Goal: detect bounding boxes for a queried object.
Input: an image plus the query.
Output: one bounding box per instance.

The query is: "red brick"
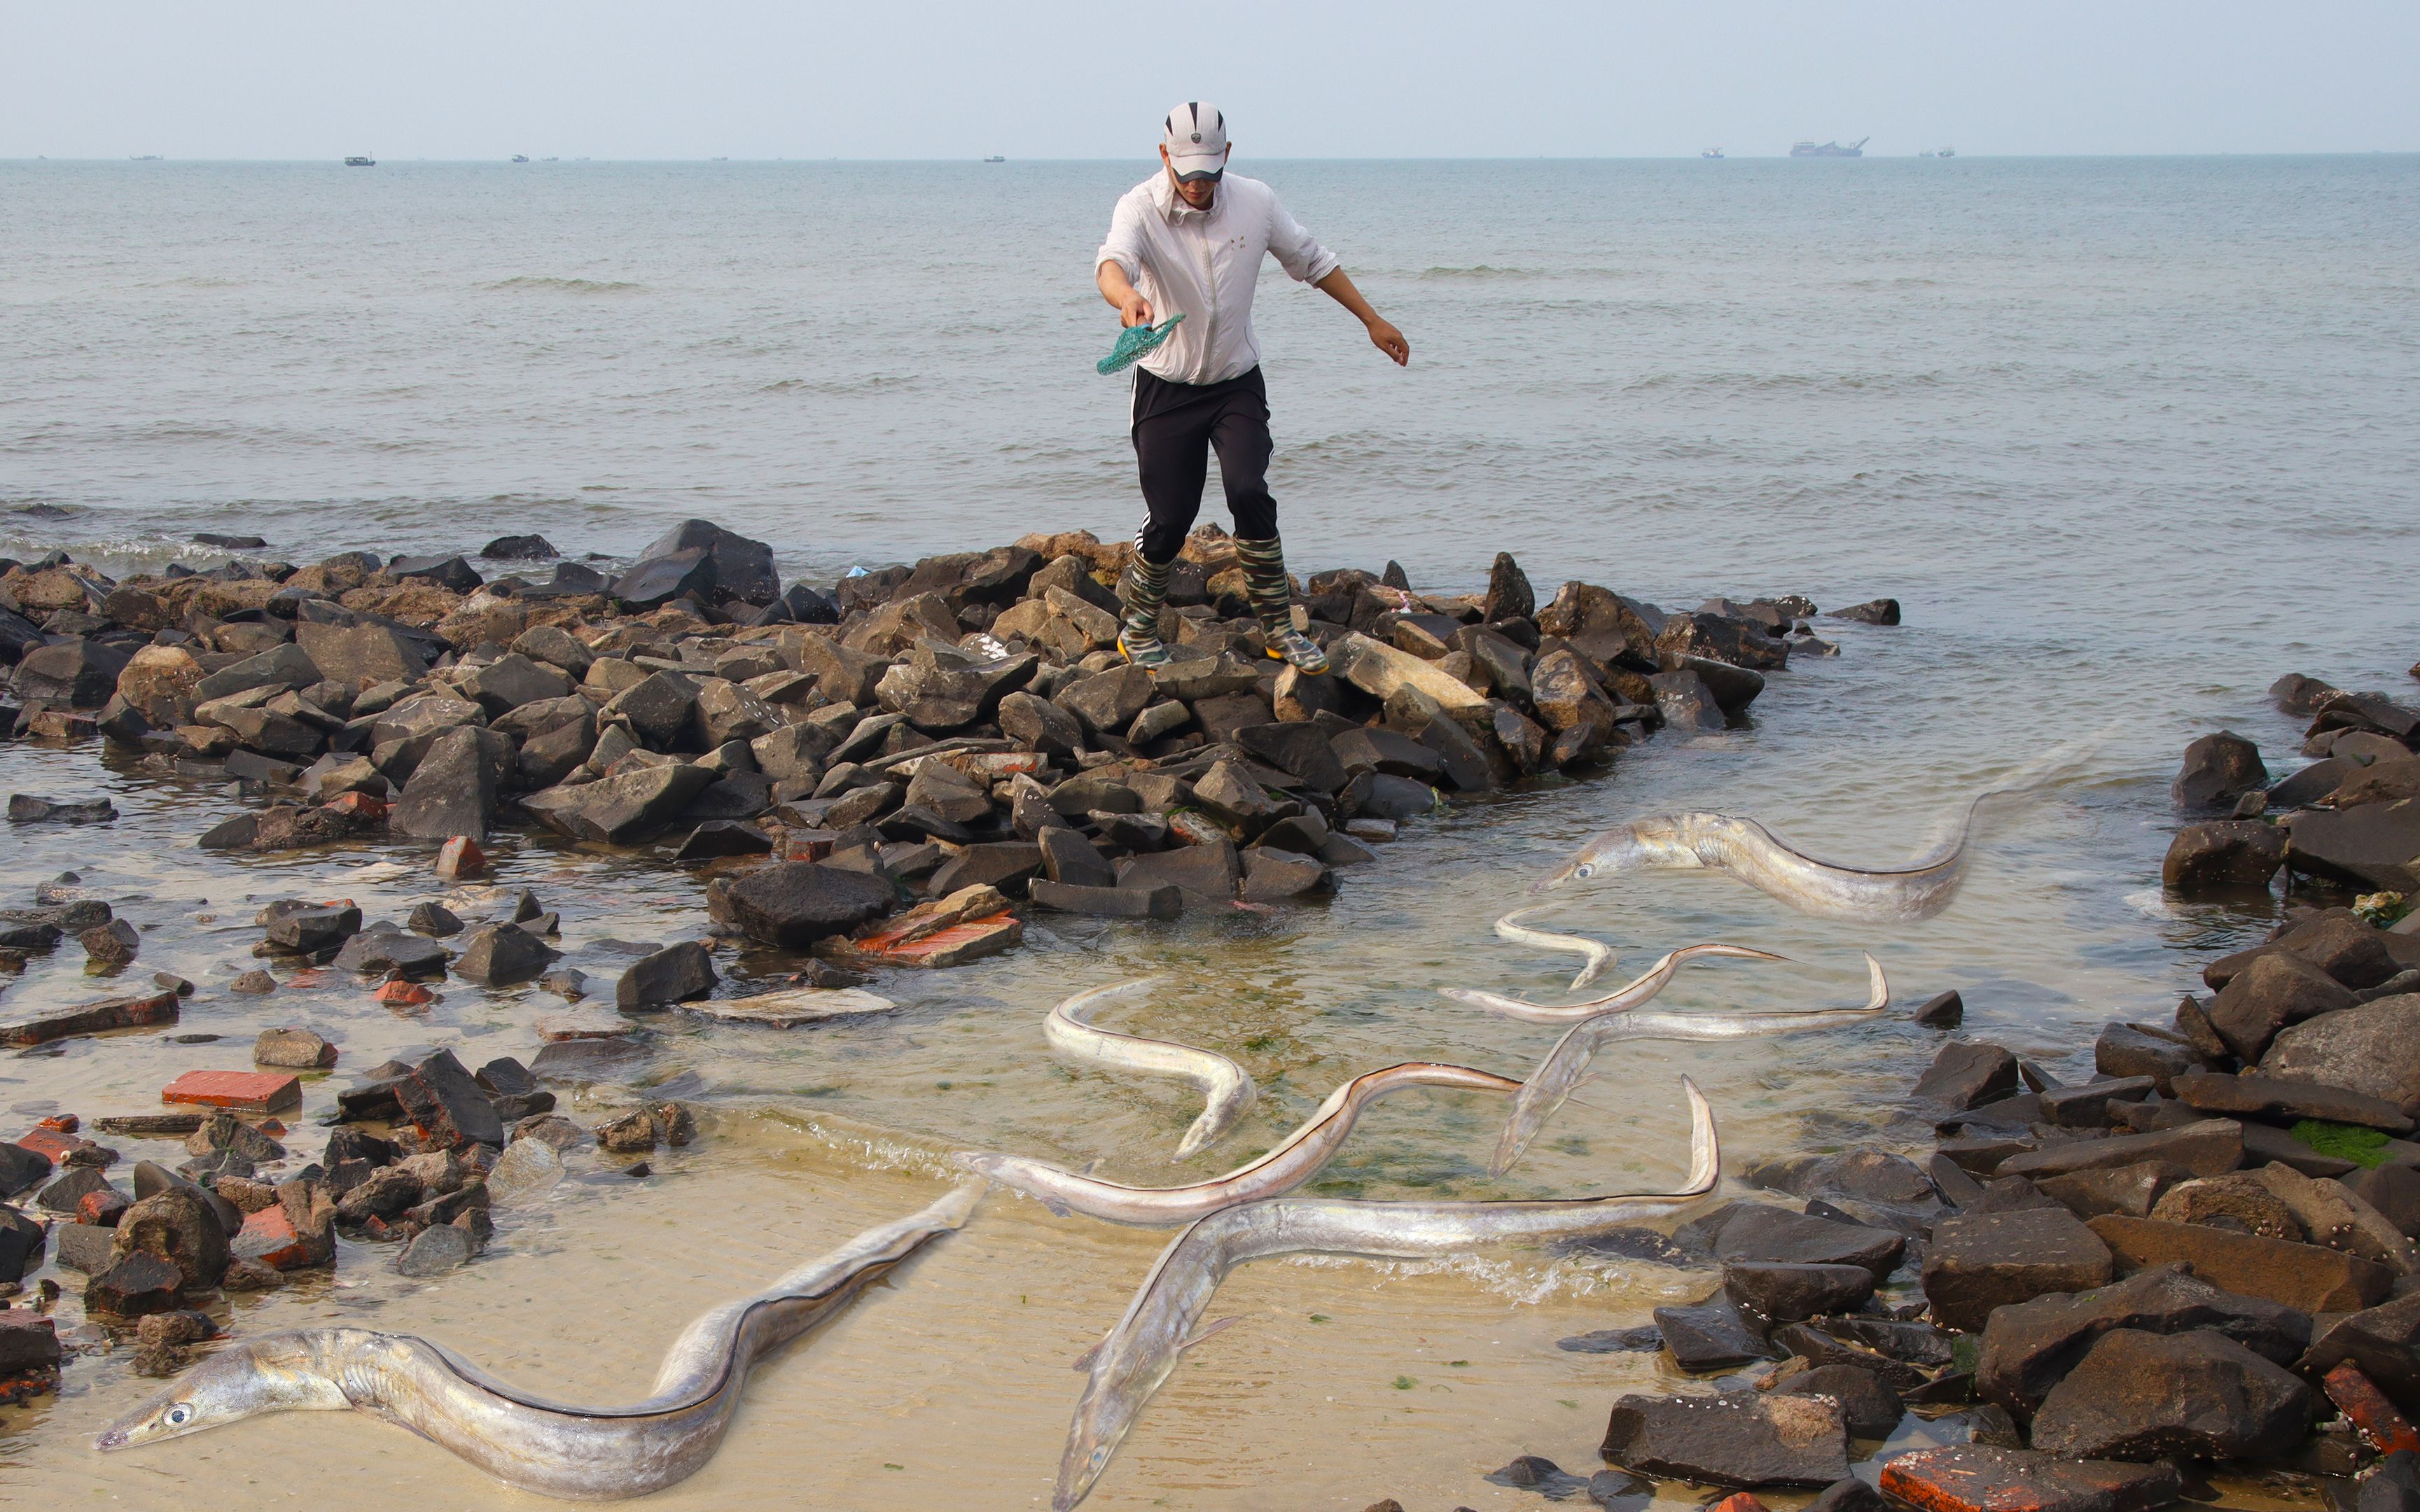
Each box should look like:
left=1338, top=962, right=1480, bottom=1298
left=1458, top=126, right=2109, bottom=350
left=2324, top=1361, right=2420, bottom=1454
left=35, top=1114, right=78, bottom=1134
left=235, top=1205, right=312, bottom=1270
left=78, top=1189, right=132, bottom=1226
left=374, top=980, right=435, bottom=1007
left=16, top=1128, right=99, bottom=1164
left=321, top=790, right=386, bottom=820
left=160, top=1070, right=302, bottom=1114
left=436, top=835, right=486, bottom=879
left=1708, top=1495, right=1772, bottom=1512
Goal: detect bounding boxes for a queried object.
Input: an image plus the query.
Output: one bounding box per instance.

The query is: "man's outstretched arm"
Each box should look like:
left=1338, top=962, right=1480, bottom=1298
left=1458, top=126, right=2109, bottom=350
left=1314, top=269, right=1409, bottom=366
left=1097, top=260, right=1154, bottom=328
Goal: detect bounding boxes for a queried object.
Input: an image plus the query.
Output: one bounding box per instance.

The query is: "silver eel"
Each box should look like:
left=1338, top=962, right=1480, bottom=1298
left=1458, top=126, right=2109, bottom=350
left=1490, top=951, right=1891, bottom=1175
left=1052, top=1077, right=1723, bottom=1511
left=1439, top=941, right=1786, bottom=1023
left=95, top=1184, right=983, bottom=1499
left=1046, top=977, right=1258, bottom=1160
left=954, top=1061, right=1523, bottom=1225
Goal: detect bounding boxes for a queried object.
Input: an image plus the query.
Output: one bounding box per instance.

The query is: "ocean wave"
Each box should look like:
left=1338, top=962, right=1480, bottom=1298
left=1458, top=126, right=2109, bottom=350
left=486, top=276, right=648, bottom=295
left=760, top=374, right=918, bottom=395
left=1416, top=265, right=1630, bottom=281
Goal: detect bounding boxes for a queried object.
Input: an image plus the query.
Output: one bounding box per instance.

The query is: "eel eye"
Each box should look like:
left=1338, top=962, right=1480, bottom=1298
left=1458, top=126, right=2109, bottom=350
left=164, top=1404, right=193, bottom=1427
left=1574, top=862, right=1595, bottom=879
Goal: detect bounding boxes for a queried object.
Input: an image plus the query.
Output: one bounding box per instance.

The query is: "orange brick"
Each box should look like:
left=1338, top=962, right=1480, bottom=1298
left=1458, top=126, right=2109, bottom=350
left=2325, top=1361, right=2420, bottom=1454
left=160, top=1070, right=301, bottom=1114
left=235, top=1205, right=312, bottom=1270
left=16, top=1128, right=97, bottom=1163
left=374, top=981, right=435, bottom=1007
left=35, top=1114, right=78, bottom=1133
left=321, top=791, right=386, bottom=820
left=436, top=836, right=486, bottom=879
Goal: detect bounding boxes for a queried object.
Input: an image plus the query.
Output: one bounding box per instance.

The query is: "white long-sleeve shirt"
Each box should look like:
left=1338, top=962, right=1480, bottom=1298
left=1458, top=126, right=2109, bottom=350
left=1094, top=171, right=1340, bottom=386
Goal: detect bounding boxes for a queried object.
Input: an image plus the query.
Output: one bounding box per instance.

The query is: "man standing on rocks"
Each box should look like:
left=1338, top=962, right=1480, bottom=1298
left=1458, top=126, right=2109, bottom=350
left=1094, top=101, right=1410, bottom=675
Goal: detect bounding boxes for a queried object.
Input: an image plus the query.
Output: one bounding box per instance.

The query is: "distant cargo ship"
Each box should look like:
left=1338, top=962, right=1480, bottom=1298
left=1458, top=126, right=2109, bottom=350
left=984, top=155, right=1006, bottom=163
left=1790, top=138, right=1868, bottom=158
left=344, top=155, right=375, bottom=167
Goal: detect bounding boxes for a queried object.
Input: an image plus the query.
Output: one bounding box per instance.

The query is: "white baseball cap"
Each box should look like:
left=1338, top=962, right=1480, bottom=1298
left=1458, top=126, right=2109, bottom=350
left=1162, top=102, right=1229, bottom=181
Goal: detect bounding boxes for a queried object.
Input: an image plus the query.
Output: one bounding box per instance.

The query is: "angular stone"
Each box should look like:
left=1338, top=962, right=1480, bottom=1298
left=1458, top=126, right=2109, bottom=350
left=1038, top=826, right=1115, bottom=888
left=1328, top=630, right=1489, bottom=717
left=333, top=926, right=450, bottom=979
left=522, top=762, right=716, bottom=845
left=1235, top=722, right=1350, bottom=793
left=1924, top=1209, right=2113, bottom=1332
left=1772, top=1364, right=1903, bottom=1438
left=1027, top=880, right=1182, bottom=919
left=1115, top=840, right=1241, bottom=906
left=1653, top=1295, right=1772, bottom=1371
left=616, top=941, right=717, bottom=1009
left=1745, top=1149, right=1940, bottom=1208
left=2164, top=821, right=2286, bottom=889
left=263, top=902, right=362, bottom=953
left=2088, top=1214, right=2391, bottom=1312
left=2289, top=801, right=2420, bottom=892
left=2094, top=1024, right=2202, bottom=1096
left=2036, top=1161, right=2188, bottom=1222
left=1723, top=1261, right=1877, bottom=1324
left=2299, top=1291, right=2420, bottom=1415
left=2031, top=1326, right=2316, bottom=1462
left=2347, top=1163, right=2420, bottom=1238
left=2174, top=731, right=2268, bottom=811
left=1912, top=1040, right=2021, bottom=1109
left=611, top=519, right=776, bottom=608
left=396, top=1221, right=475, bottom=1275
left=2261, top=994, right=2420, bottom=1115
left=2251, top=1162, right=2419, bottom=1270
left=392, top=1049, right=506, bottom=1149
left=1, top=987, right=183, bottom=1048
left=1055, top=664, right=1155, bottom=734
left=112, top=1184, right=228, bottom=1289
left=453, top=924, right=560, bottom=986
left=2174, top=1068, right=2412, bottom=1132
left=2208, top=950, right=2358, bottom=1061
left=705, top=862, right=896, bottom=948
left=2039, top=1077, right=2157, bottom=1130
left=1599, top=1390, right=1849, bottom=1489
left=87, top=1250, right=185, bottom=1316
left=1878, top=1446, right=2179, bottom=1512
left=1997, top=1120, right=2244, bottom=1182
left=1976, top=1261, right=2312, bottom=1420
left=926, top=841, right=1044, bottom=898
left=253, top=1027, right=338, bottom=1069
left=1240, top=848, right=1331, bottom=902
left=1683, top=1201, right=1906, bottom=1280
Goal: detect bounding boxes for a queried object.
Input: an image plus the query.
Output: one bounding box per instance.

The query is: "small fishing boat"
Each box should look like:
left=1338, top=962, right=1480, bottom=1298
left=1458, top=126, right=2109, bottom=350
left=344, top=155, right=375, bottom=167
left=1701, top=147, right=1723, bottom=159
left=984, top=155, right=1006, bottom=163
left=511, top=154, right=529, bottom=163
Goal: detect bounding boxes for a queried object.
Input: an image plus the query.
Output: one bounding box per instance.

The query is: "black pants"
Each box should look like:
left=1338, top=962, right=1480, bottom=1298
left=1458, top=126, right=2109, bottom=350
left=1130, top=365, right=1276, bottom=566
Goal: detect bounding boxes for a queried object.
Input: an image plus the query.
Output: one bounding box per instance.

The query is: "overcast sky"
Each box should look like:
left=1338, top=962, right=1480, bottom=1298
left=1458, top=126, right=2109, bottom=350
left=4, top=1, right=2414, bottom=161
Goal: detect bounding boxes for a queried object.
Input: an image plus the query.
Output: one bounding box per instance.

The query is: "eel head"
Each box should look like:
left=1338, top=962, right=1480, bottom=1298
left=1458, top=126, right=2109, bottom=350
left=96, top=1329, right=355, bottom=1451
left=1534, top=816, right=1698, bottom=892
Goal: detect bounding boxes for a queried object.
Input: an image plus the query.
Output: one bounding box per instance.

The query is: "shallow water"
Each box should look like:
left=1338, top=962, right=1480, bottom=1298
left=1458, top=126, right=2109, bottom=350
left=4, top=156, right=2418, bottom=1508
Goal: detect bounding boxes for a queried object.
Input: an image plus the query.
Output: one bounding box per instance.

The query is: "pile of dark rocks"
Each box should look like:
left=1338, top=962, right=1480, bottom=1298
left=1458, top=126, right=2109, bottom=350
left=1, top=518, right=1896, bottom=968
left=1478, top=667, right=2420, bottom=1512
left=0, top=1016, right=690, bottom=1396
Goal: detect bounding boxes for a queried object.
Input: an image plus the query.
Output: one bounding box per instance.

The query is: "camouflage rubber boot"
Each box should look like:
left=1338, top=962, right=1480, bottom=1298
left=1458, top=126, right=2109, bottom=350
left=1235, top=536, right=1328, bottom=675
left=1116, top=554, right=1174, bottom=671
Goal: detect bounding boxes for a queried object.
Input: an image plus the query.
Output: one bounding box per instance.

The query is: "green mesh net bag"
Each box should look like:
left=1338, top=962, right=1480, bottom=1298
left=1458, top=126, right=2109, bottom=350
left=1097, top=314, right=1184, bottom=375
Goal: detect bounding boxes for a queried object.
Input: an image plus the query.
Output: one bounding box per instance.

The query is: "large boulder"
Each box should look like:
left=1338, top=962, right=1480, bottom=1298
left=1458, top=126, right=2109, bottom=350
left=1977, top=1262, right=2311, bottom=1421
left=2162, top=821, right=2286, bottom=890
left=1536, top=581, right=1657, bottom=668
left=293, top=620, right=431, bottom=685
left=521, top=764, right=716, bottom=845
left=1680, top=1202, right=1905, bottom=1281
left=1923, top=1209, right=2113, bottom=1333
left=2173, top=731, right=2267, bottom=811
left=2030, top=1327, right=2316, bottom=1462
left=390, top=725, right=508, bottom=839
left=1878, top=1446, right=2178, bottom=1512
left=2088, top=1215, right=2392, bottom=1312
left=1599, top=1391, right=1849, bottom=1488
left=2204, top=950, right=2355, bottom=1061
left=2260, top=994, right=2420, bottom=1116
left=610, top=519, right=777, bottom=608
left=2288, top=799, right=2420, bottom=892
left=14, top=639, right=133, bottom=706
left=706, top=862, right=896, bottom=948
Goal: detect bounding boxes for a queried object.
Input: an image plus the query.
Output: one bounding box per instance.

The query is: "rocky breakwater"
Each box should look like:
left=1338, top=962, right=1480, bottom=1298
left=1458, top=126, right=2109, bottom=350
left=1480, top=666, right=2420, bottom=1512
left=1, top=518, right=1896, bottom=967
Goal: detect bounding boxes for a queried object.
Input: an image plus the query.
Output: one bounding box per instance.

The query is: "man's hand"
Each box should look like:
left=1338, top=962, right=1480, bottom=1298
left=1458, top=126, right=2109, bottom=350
left=1119, top=291, right=1155, bottom=329
left=1365, top=318, right=1410, bottom=366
